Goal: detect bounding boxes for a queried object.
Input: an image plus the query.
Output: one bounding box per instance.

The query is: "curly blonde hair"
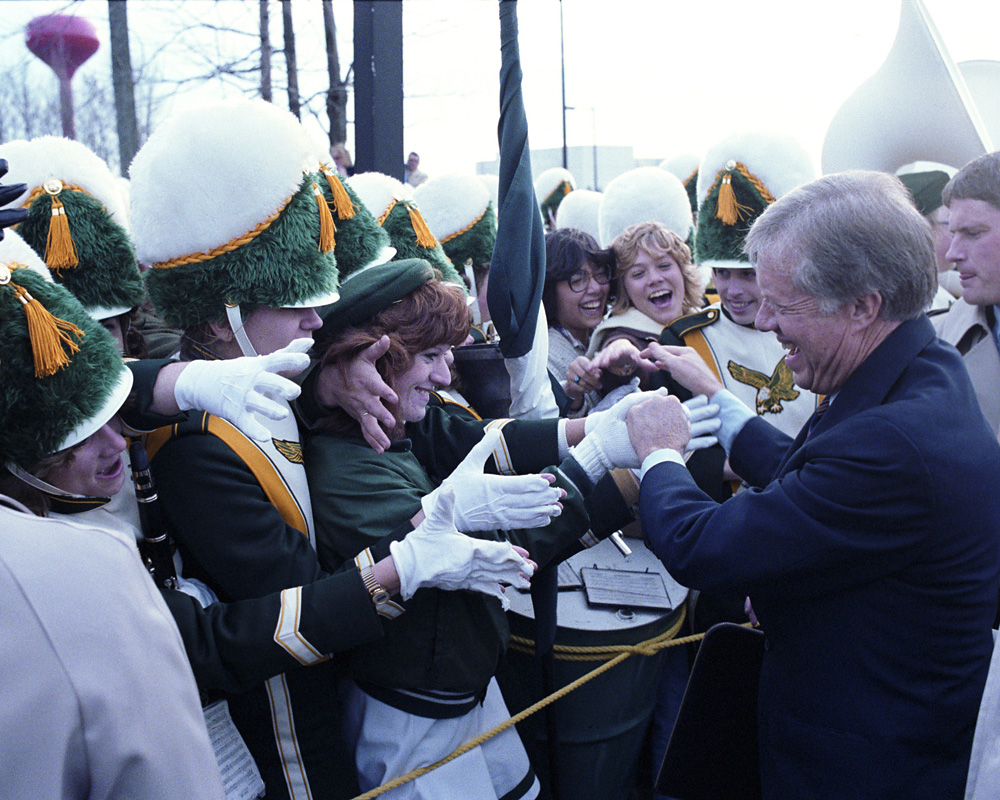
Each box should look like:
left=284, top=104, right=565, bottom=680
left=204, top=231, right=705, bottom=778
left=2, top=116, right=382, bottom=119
left=609, top=221, right=703, bottom=316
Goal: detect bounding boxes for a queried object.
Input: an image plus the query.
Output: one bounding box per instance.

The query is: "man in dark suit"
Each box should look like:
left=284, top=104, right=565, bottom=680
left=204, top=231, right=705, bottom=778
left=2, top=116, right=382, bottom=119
left=626, top=170, right=1000, bottom=800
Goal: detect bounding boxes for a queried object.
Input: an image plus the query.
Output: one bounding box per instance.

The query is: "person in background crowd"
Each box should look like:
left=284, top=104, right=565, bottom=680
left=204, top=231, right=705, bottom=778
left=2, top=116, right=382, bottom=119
left=933, top=151, right=1000, bottom=450
left=330, top=142, right=355, bottom=177
left=897, top=163, right=960, bottom=307
left=629, top=170, right=1000, bottom=800
left=542, top=227, right=612, bottom=416
left=404, top=150, right=428, bottom=187
left=585, top=221, right=704, bottom=394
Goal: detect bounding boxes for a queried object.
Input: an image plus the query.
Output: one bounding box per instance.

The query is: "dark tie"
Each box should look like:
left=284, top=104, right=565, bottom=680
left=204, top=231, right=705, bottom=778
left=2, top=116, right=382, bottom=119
left=806, top=396, right=830, bottom=438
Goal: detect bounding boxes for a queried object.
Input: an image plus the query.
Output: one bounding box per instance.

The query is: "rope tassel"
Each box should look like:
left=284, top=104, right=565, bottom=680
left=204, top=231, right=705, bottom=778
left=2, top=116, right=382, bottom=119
left=313, top=183, right=336, bottom=252
left=44, top=194, right=79, bottom=271
left=321, top=166, right=356, bottom=220
left=11, top=282, right=85, bottom=377
left=406, top=204, right=439, bottom=248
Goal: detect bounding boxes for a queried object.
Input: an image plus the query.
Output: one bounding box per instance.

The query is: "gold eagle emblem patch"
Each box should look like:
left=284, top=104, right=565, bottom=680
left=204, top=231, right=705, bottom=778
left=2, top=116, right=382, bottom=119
left=273, top=439, right=304, bottom=464
left=727, top=357, right=800, bottom=414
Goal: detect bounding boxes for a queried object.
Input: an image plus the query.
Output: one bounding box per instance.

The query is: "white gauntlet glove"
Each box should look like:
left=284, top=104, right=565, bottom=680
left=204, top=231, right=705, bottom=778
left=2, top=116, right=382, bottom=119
left=391, top=488, right=535, bottom=606
left=572, top=389, right=669, bottom=482
left=421, top=429, right=563, bottom=531
left=708, top=389, right=756, bottom=454
left=173, top=338, right=312, bottom=442
left=683, top=394, right=722, bottom=453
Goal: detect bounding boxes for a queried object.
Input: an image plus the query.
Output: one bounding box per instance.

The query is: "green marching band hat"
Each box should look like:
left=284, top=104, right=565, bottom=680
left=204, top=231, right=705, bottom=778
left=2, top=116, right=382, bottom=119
left=0, top=260, right=132, bottom=469
left=0, top=136, right=145, bottom=321
left=315, top=161, right=394, bottom=281
left=413, top=173, right=497, bottom=276
left=534, top=166, right=575, bottom=227
left=317, top=258, right=436, bottom=344
left=128, top=97, right=341, bottom=346
left=695, top=131, right=816, bottom=270
left=554, top=188, right=603, bottom=244
left=346, top=171, right=466, bottom=290
left=598, top=166, right=692, bottom=248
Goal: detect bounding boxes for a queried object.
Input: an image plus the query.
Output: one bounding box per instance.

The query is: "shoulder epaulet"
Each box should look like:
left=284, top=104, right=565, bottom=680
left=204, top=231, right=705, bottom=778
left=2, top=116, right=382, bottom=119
left=662, top=307, right=721, bottom=344
left=427, top=391, right=482, bottom=421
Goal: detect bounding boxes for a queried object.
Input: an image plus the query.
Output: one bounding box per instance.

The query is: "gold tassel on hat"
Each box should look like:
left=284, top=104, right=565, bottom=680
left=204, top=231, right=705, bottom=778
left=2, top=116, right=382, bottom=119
left=42, top=180, right=79, bottom=271
left=313, top=182, right=336, bottom=252
left=715, top=171, right=754, bottom=226
left=1, top=264, right=85, bottom=378
left=320, top=165, right=356, bottom=220
left=406, top=203, right=439, bottom=248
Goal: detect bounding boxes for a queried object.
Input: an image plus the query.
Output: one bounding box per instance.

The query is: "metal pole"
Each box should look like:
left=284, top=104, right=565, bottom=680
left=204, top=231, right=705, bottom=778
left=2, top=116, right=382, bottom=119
left=560, top=0, right=567, bottom=170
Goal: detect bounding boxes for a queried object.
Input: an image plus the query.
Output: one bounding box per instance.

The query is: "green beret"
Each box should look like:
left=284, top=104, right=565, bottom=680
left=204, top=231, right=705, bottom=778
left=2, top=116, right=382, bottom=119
left=317, top=258, right=435, bottom=341
left=898, top=171, right=949, bottom=217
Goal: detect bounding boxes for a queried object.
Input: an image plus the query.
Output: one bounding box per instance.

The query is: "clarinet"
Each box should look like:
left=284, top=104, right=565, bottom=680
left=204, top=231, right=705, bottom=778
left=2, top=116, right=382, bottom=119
left=129, top=440, right=179, bottom=590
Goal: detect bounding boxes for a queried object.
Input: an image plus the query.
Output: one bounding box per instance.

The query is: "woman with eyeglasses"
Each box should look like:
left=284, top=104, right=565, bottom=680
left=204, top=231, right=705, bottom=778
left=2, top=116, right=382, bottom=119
left=542, top=228, right=613, bottom=416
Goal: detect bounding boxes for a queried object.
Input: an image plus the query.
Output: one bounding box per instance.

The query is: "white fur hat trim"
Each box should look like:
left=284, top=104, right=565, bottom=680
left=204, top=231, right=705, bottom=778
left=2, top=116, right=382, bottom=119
left=555, top=189, right=602, bottom=242
left=659, top=153, right=701, bottom=183
left=534, top=167, right=576, bottom=202
left=129, top=98, right=320, bottom=265
left=0, top=136, right=131, bottom=232
left=346, top=172, right=408, bottom=220
left=696, top=131, right=816, bottom=206
left=0, top=230, right=54, bottom=281
left=598, top=167, right=691, bottom=247
left=413, top=174, right=491, bottom=241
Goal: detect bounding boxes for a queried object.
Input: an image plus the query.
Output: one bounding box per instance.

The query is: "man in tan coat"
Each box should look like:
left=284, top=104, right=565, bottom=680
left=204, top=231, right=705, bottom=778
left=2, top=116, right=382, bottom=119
left=933, top=152, right=1000, bottom=440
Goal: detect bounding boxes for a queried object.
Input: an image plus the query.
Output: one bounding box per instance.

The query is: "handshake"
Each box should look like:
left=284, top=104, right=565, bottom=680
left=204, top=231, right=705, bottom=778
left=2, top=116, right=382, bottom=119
left=570, top=390, right=721, bottom=483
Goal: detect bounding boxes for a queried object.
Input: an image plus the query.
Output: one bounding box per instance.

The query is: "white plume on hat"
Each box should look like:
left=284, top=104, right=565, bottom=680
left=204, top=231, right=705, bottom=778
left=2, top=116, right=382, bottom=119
left=598, top=166, right=691, bottom=247
left=478, top=174, right=500, bottom=210
left=534, top=167, right=575, bottom=203
left=0, top=136, right=131, bottom=232
left=555, top=189, right=602, bottom=243
left=659, top=153, right=701, bottom=184
left=347, top=171, right=410, bottom=220
left=696, top=130, right=816, bottom=207
left=129, top=97, right=322, bottom=265
left=413, top=173, right=491, bottom=243
left=0, top=229, right=54, bottom=281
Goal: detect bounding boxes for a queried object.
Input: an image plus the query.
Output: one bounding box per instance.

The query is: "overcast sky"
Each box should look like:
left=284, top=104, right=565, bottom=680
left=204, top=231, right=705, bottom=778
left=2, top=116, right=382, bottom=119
left=2, top=0, right=999, bottom=181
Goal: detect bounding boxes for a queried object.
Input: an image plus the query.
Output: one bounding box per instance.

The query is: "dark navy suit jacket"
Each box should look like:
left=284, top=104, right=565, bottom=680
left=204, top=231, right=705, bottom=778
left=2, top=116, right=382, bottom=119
left=640, top=316, right=1000, bottom=799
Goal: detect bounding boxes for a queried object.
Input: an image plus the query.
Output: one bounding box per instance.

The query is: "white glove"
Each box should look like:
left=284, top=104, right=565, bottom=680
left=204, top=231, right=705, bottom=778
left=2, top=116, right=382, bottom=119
left=391, top=487, right=535, bottom=606
left=421, top=429, right=563, bottom=531
left=708, top=389, right=756, bottom=454
left=583, top=380, right=654, bottom=433
left=683, top=395, right=722, bottom=453
left=173, top=338, right=312, bottom=442
left=573, top=388, right=670, bottom=481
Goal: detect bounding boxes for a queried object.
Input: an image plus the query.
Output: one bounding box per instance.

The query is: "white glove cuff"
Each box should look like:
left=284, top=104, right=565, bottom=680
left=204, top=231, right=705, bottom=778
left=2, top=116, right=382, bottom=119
left=570, top=436, right=610, bottom=485
left=388, top=538, right=418, bottom=601
left=172, top=359, right=211, bottom=411
left=557, top=418, right=570, bottom=461
left=710, top=389, right=756, bottom=454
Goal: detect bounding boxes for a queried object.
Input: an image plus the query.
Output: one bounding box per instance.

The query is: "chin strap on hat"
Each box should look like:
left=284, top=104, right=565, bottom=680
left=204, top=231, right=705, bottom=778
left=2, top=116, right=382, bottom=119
left=224, top=301, right=258, bottom=358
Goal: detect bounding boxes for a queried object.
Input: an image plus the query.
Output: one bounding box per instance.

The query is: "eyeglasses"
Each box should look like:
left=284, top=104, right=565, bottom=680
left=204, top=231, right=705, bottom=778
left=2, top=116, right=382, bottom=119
left=567, top=267, right=611, bottom=293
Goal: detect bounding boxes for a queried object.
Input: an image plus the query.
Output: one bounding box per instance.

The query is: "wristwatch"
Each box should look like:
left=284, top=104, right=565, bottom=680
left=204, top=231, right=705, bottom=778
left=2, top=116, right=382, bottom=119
left=360, top=566, right=390, bottom=607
